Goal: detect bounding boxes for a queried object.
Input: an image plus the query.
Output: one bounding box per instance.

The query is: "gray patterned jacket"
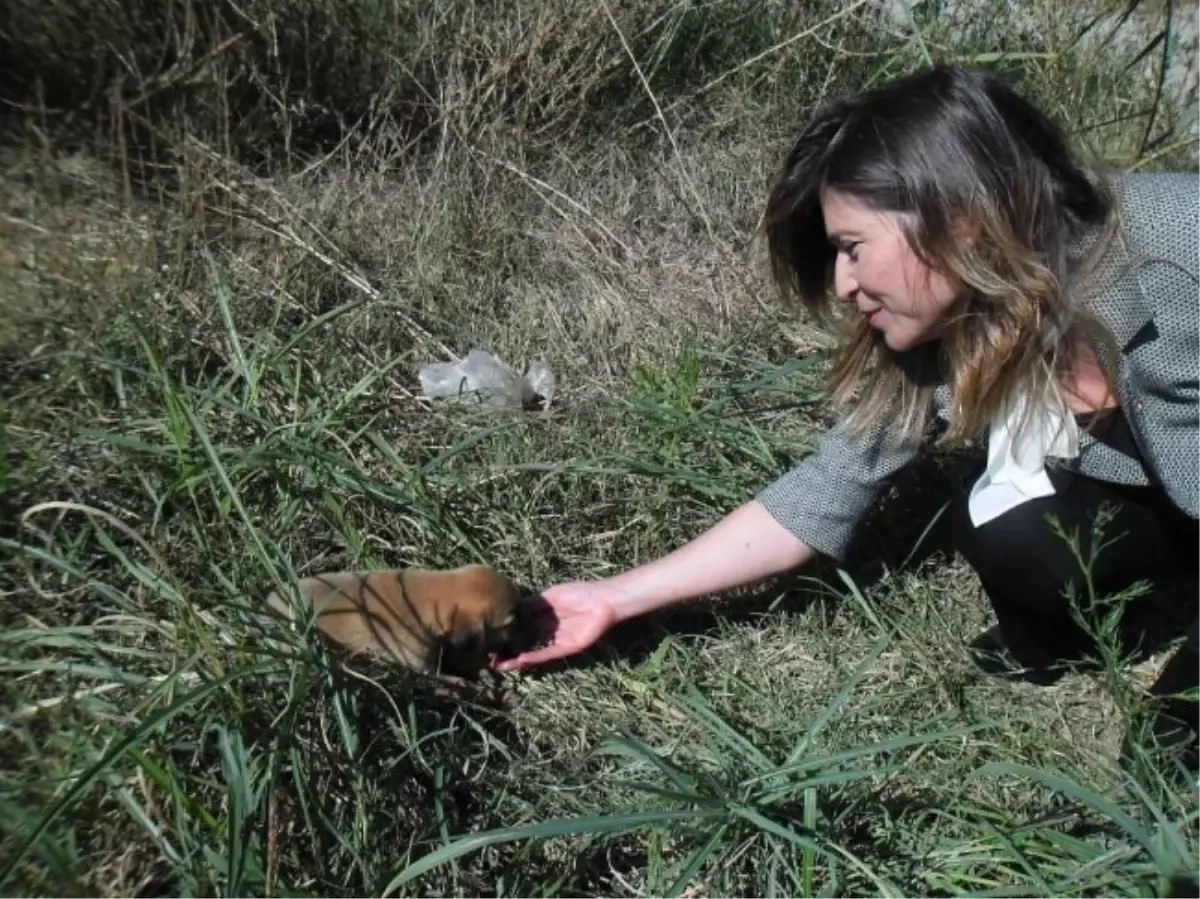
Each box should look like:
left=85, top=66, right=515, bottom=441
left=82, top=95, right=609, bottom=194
left=757, top=172, right=1199, bottom=561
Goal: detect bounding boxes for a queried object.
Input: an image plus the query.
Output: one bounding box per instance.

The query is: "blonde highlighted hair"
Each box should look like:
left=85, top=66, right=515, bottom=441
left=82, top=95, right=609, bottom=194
left=763, top=65, right=1120, bottom=449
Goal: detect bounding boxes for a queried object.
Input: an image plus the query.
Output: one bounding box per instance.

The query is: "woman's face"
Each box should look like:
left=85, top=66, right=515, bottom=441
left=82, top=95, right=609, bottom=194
left=821, top=188, right=962, bottom=352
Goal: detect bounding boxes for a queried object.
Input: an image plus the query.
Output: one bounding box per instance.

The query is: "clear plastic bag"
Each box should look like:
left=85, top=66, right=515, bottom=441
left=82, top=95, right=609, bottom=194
left=521, top=360, right=556, bottom=407
left=418, top=349, right=555, bottom=410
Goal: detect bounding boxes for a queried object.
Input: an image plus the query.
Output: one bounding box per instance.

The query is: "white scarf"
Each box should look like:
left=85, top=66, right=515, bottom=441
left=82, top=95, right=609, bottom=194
left=967, top=389, right=1080, bottom=527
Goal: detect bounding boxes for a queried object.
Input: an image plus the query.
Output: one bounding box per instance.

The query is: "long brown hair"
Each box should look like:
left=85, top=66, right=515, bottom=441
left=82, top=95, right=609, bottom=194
left=762, top=65, right=1119, bottom=448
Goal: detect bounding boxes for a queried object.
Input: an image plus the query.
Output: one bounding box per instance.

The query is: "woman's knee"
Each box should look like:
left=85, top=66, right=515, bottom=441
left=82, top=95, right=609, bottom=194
left=953, top=476, right=1187, bottom=621
left=954, top=490, right=1074, bottom=575
left=950, top=482, right=1111, bottom=623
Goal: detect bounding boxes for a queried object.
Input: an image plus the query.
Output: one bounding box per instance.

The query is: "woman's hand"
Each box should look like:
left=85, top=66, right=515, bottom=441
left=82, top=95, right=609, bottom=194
left=495, top=501, right=815, bottom=673
left=494, top=581, right=620, bottom=671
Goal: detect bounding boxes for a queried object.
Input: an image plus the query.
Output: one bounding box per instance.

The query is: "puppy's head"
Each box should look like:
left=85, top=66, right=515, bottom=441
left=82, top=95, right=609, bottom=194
left=435, top=565, right=528, bottom=675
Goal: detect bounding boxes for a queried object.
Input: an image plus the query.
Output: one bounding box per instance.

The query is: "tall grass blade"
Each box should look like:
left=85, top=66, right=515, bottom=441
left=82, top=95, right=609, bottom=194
left=593, top=734, right=706, bottom=796
left=681, top=684, right=776, bottom=773
left=664, top=822, right=728, bottom=898
left=206, top=251, right=256, bottom=401
left=784, top=633, right=890, bottom=765
left=0, top=663, right=282, bottom=888
left=217, top=725, right=261, bottom=896
left=976, top=763, right=1161, bottom=862
left=178, top=402, right=284, bottom=591
left=382, top=810, right=717, bottom=895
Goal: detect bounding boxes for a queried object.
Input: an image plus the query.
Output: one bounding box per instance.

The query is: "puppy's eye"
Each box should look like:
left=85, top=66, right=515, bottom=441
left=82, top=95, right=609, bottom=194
left=489, top=616, right=518, bottom=647
left=449, top=629, right=481, bottom=651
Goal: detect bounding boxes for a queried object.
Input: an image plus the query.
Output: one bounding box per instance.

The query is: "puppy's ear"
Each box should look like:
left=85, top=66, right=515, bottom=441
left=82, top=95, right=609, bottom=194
left=438, top=623, right=491, bottom=679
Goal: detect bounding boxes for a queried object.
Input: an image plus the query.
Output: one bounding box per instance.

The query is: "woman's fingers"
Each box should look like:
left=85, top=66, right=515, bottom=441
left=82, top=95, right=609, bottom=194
left=494, top=644, right=573, bottom=671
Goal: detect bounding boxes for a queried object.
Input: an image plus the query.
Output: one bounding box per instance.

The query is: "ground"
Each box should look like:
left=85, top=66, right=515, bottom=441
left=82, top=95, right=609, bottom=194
left=1, top=1, right=1197, bottom=896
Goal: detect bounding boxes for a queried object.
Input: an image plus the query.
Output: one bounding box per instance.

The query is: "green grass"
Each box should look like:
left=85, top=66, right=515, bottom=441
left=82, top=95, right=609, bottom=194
left=2, top=0, right=1198, bottom=895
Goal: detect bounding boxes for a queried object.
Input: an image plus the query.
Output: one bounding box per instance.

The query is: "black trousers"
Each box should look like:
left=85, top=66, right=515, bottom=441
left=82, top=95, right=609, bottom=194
left=952, top=411, right=1198, bottom=725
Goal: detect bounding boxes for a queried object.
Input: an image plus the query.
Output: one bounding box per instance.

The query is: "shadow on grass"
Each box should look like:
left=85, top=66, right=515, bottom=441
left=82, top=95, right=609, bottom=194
left=505, top=452, right=970, bottom=679
left=234, top=655, right=530, bottom=896
left=508, top=450, right=1196, bottom=679
left=513, top=778, right=1184, bottom=898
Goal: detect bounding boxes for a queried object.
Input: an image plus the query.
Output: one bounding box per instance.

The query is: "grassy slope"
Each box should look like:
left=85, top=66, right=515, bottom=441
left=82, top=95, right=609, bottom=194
left=1, top=1, right=1197, bottom=896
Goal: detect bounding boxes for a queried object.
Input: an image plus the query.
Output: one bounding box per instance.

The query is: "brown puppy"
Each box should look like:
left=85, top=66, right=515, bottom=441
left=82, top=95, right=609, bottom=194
left=265, top=564, right=523, bottom=677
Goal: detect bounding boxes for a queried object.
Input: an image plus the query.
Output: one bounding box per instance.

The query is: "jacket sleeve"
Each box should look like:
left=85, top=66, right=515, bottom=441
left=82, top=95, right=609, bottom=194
left=1122, top=173, right=1200, bottom=518
left=755, top=412, right=921, bottom=561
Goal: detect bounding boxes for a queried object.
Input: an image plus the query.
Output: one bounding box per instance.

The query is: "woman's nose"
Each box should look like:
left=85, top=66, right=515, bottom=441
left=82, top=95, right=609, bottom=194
left=833, top=253, right=857, bottom=300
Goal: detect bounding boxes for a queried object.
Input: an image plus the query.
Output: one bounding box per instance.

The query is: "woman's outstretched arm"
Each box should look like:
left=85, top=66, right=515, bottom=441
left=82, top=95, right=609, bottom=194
left=495, top=500, right=814, bottom=671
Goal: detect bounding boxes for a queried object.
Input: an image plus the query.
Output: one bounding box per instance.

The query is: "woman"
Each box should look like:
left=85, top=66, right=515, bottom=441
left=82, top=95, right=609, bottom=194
left=498, top=66, right=1199, bottom=765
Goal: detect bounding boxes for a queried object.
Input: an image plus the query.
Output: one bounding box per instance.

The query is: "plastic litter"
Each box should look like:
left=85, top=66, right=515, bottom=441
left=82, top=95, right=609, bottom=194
left=418, top=349, right=556, bottom=410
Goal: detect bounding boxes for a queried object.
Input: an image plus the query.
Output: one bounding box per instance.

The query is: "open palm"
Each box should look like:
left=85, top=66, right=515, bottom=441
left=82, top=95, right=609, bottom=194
left=494, top=581, right=618, bottom=671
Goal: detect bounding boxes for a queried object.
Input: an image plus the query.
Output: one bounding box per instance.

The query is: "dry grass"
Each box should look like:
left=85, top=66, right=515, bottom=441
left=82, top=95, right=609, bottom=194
left=1, top=1, right=1197, bottom=896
